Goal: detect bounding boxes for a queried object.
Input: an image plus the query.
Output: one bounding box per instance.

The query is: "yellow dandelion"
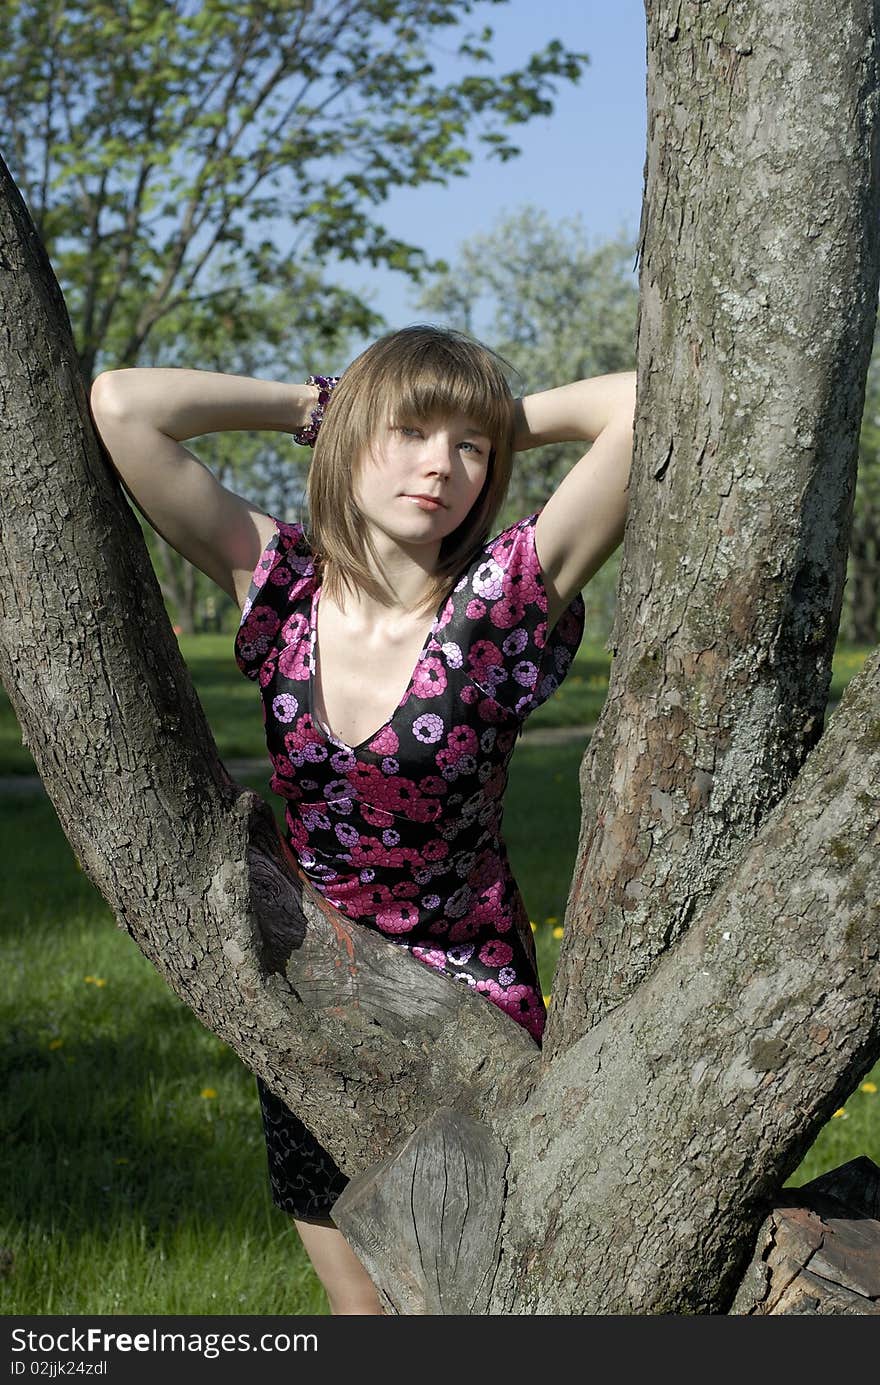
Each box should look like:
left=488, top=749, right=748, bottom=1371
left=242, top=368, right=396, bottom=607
left=530, top=921, right=537, bottom=932
left=552, top=926, right=564, bottom=940
left=48, top=1039, right=63, bottom=1051
left=83, top=975, right=95, bottom=984
left=546, top=916, right=558, bottom=925
left=861, top=1081, right=877, bottom=1094
left=200, top=1087, right=218, bottom=1100
left=94, top=978, right=107, bottom=988
left=831, top=1108, right=847, bottom=1118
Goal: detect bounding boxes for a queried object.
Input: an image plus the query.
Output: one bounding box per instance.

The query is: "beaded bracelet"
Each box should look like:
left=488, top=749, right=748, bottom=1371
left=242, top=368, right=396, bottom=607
left=293, top=374, right=341, bottom=446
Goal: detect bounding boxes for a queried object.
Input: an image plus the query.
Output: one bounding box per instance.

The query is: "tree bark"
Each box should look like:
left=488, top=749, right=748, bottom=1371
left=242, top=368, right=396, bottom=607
left=1, top=0, right=879, bottom=1316
left=485, top=647, right=880, bottom=1311
left=548, top=0, right=880, bottom=1058
left=730, top=1157, right=880, bottom=1314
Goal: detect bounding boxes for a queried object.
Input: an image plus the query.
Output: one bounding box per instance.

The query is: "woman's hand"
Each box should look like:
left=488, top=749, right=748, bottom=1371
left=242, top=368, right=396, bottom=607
left=512, top=372, right=637, bottom=451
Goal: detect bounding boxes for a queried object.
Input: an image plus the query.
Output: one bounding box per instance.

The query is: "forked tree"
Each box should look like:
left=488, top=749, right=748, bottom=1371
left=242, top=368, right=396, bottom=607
left=1, top=1, right=879, bottom=1314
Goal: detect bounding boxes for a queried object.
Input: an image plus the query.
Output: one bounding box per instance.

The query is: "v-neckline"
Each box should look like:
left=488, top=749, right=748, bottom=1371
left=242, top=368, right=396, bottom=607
left=309, top=582, right=447, bottom=754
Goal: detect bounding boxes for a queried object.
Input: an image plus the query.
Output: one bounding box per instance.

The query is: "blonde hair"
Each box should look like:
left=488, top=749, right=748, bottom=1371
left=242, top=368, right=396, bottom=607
left=305, top=324, right=517, bottom=618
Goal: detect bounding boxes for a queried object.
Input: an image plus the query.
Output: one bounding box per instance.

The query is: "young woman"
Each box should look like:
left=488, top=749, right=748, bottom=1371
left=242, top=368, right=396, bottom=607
left=89, top=324, right=636, bottom=1315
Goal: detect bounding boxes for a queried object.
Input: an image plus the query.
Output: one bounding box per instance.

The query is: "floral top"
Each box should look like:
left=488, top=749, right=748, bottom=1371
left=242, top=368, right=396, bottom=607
left=234, top=510, right=585, bottom=1042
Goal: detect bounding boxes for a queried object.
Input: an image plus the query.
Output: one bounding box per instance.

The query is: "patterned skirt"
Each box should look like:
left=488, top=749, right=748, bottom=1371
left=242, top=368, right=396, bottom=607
left=256, top=1077, right=349, bottom=1221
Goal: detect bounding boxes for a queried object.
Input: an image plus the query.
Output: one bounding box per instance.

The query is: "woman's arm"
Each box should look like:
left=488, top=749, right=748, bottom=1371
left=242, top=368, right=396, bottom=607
left=519, top=372, right=638, bottom=633
left=91, top=367, right=318, bottom=441
left=512, top=371, right=637, bottom=450
left=90, top=369, right=319, bottom=607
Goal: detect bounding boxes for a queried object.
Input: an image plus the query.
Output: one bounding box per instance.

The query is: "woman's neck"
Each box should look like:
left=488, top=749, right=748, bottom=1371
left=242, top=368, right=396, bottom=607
left=323, top=543, right=443, bottom=624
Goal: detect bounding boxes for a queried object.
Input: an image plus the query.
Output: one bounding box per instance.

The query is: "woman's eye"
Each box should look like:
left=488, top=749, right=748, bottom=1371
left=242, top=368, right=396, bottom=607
left=460, top=441, right=485, bottom=456
left=398, top=425, right=421, bottom=438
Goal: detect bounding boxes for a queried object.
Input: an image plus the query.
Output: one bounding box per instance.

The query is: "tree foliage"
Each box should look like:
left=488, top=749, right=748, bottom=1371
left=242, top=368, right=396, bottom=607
left=0, top=0, right=588, bottom=378
left=1, top=0, right=588, bottom=630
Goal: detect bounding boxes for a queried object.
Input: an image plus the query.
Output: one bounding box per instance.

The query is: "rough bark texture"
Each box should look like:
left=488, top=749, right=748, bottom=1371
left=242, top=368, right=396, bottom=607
left=486, top=646, right=880, bottom=1311
left=547, top=0, right=880, bottom=1059
left=333, top=1109, right=510, bottom=1316
left=1, top=0, right=880, bottom=1316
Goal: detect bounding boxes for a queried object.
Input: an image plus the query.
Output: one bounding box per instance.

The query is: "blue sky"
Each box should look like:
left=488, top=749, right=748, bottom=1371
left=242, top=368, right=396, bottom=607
left=332, top=0, right=647, bottom=335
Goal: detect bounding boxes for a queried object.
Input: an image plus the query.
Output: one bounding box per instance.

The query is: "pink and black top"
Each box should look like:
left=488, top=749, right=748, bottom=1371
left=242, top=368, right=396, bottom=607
left=234, top=509, right=585, bottom=1044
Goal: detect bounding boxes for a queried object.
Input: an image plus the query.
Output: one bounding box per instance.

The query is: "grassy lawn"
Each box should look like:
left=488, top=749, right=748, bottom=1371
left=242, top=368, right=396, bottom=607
left=1, top=632, right=867, bottom=777
left=0, top=634, right=877, bottom=1314
left=0, top=631, right=621, bottom=776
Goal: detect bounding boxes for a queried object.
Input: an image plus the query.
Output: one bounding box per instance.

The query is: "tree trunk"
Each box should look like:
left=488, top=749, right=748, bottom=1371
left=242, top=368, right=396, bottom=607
left=548, top=0, right=880, bottom=1055
left=1, top=0, right=879, bottom=1315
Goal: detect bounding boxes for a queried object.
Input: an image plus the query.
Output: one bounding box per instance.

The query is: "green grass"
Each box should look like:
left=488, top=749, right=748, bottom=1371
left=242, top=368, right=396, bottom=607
left=1, top=748, right=878, bottom=1314
left=0, top=634, right=877, bottom=1313
left=0, top=791, right=327, bottom=1316
left=0, top=634, right=870, bottom=776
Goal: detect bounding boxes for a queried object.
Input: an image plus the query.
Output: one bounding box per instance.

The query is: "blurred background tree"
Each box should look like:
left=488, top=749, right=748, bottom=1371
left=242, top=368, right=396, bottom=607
left=1, top=0, right=587, bottom=375
left=848, top=316, right=880, bottom=646
left=3, top=1, right=873, bottom=646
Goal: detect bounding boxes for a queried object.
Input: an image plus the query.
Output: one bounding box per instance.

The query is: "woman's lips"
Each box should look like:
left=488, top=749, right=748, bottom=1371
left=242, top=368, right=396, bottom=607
left=402, top=495, right=444, bottom=511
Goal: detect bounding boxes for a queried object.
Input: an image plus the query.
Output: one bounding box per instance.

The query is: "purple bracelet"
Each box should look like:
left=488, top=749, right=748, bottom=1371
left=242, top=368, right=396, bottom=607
left=293, top=374, right=341, bottom=446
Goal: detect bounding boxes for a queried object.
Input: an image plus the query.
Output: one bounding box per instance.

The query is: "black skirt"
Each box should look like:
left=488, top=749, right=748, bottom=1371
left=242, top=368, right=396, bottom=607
left=256, top=1077, right=349, bottom=1221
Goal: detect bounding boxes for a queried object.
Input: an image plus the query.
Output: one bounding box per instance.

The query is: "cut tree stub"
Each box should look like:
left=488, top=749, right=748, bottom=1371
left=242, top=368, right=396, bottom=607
left=730, top=1157, right=880, bottom=1315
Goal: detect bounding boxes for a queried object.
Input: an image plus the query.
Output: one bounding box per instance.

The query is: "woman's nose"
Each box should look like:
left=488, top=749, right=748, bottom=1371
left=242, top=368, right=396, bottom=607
left=424, top=433, right=454, bottom=473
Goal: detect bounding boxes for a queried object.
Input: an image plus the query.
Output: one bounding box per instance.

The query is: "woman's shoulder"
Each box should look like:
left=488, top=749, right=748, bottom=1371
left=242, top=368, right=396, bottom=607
left=271, top=515, right=311, bottom=552
left=484, top=510, right=541, bottom=561
left=252, top=513, right=312, bottom=569
left=236, top=516, right=317, bottom=639
left=457, top=510, right=543, bottom=588
left=438, top=512, right=535, bottom=640
left=438, top=507, right=584, bottom=718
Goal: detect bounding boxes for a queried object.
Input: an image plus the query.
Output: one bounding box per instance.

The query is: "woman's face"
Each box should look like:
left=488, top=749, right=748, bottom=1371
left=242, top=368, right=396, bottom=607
left=352, top=411, right=493, bottom=548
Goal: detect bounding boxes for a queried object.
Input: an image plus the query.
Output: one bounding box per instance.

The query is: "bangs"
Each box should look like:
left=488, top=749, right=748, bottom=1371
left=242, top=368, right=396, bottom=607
left=383, top=348, right=511, bottom=446
left=332, top=323, right=517, bottom=456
